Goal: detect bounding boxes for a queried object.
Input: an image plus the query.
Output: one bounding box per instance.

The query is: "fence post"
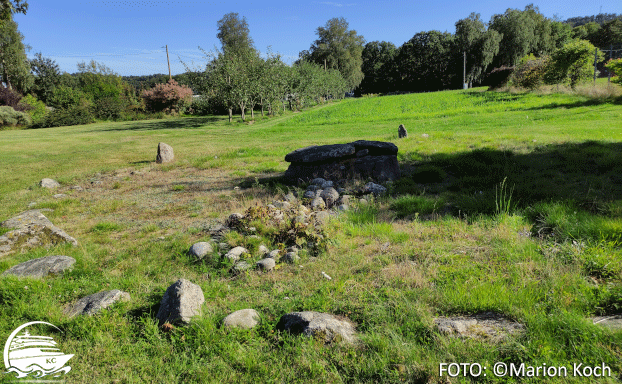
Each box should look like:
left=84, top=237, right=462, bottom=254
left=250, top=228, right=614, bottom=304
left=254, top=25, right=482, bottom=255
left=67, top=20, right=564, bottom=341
left=593, top=47, right=598, bottom=86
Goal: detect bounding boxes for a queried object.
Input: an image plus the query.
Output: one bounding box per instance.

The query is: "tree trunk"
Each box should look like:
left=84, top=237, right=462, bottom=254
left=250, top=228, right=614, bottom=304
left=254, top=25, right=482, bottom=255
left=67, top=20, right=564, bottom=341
left=228, top=108, right=233, bottom=122
left=239, top=103, right=245, bottom=121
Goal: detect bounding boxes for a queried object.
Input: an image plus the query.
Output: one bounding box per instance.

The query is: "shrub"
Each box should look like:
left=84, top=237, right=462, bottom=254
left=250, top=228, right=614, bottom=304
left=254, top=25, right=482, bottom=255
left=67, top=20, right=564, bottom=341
left=0, top=87, right=32, bottom=112
left=48, top=85, right=90, bottom=109
left=546, top=40, right=604, bottom=89
left=20, top=94, right=48, bottom=125
left=142, top=79, right=193, bottom=113
left=0, top=105, right=32, bottom=127
left=511, top=54, right=550, bottom=90
left=37, top=104, right=94, bottom=128
left=605, top=58, right=622, bottom=85
left=485, top=66, right=515, bottom=89
left=93, top=96, right=126, bottom=120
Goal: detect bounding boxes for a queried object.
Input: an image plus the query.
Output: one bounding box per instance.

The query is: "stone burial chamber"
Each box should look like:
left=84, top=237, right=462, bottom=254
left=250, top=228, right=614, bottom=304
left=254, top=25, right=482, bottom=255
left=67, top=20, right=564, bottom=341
left=283, top=140, right=400, bottom=183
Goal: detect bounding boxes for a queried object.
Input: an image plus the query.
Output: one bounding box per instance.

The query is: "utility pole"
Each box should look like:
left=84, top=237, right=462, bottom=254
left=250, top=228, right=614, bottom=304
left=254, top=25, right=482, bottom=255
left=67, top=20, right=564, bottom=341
left=608, top=44, right=613, bottom=85
left=165, top=45, right=172, bottom=80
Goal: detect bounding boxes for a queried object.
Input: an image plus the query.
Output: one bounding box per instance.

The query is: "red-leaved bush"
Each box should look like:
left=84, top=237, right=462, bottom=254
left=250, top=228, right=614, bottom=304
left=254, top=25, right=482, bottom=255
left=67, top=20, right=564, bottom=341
left=141, top=79, right=193, bottom=113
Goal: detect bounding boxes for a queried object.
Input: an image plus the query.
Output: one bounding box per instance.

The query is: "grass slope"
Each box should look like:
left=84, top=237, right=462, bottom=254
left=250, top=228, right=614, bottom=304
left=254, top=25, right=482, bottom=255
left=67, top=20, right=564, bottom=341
left=0, top=88, right=621, bottom=383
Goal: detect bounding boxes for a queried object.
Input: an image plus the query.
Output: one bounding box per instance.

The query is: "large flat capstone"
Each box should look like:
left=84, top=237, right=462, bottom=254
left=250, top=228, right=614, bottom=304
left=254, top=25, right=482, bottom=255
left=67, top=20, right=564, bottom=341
left=0, top=210, right=78, bottom=258
left=65, top=289, right=130, bottom=317
left=284, top=140, right=400, bottom=182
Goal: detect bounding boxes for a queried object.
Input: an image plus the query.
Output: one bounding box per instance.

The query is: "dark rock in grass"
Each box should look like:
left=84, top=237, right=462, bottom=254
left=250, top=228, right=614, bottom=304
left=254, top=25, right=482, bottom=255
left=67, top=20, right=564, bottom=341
left=2, top=255, right=76, bottom=278
left=225, top=213, right=244, bottom=228
left=363, top=182, right=387, bottom=196
left=398, top=124, right=408, bottom=138
left=350, top=140, right=398, bottom=156
left=156, top=278, right=204, bottom=325
left=285, top=144, right=356, bottom=164
left=434, top=312, right=524, bottom=342
left=0, top=210, right=78, bottom=258
left=64, top=289, right=130, bottom=317
left=284, top=140, right=400, bottom=183
left=188, top=242, right=213, bottom=260
left=256, top=258, right=276, bottom=271
left=223, top=309, right=260, bottom=329
left=276, top=311, right=357, bottom=344
left=40, top=178, right=60, bottom=189
left=303, top=190, right=317, bottom=199
left=156, top=142, right=174, bottom=163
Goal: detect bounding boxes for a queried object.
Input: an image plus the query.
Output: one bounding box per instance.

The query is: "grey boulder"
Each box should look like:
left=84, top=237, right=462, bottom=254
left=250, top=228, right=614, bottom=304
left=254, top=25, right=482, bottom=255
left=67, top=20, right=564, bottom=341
left=156, top=279, right=204, bottom=325
left=64, top=289, right=130, bottom=317
left=276, top=311, right=357, bottom=344
left=256, top=258, right=276, bottom=271
left=40, top=178, right=60, bottom=189
left=156, top=142, right=174, bottom=163
left=0, top=210, right=78, bottom=258
left=223, top=308, right=260, bottom=329
left=2, top=255, right=76, bottom=278
left=188, top=242, right=213, bottom=260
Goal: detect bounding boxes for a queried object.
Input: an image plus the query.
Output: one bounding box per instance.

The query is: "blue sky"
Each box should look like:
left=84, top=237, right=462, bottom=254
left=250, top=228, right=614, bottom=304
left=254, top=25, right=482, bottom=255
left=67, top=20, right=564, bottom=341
left=13, top=0, right=618, bottom=76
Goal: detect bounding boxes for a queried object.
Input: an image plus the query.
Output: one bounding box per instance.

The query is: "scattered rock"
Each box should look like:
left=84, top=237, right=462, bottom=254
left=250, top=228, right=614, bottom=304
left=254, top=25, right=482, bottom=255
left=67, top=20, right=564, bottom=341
left=2, top=255, right=76, bottom=278
left=320, top=180, right=334, bottom=189
left=225, top=213, right=244, bottom=227
left=303, top=190, right=316, bottom=199
left=231, top=261, right=251, bottom=275
left=310, top=178, right=326, bottom=186
left=320, top=187, right=340, bottom=207
left=321, top=271, right=332, bottom=280
left=40, top=178, right=60, bottom=189
left=337, top=204, right=349, bottom=211
left=268, top=250, right=280, bottom=259
left=156, top=279, right=204, bottom=325
left=273, top=201, right=292, bottom=210
left=258, top=245, right=269, bottom=255
left=156, top=142, right=174, bottom=164
left=398, top=124, right=408, bottom=138
left=364, top=182, right=387, bottom=196
left=188, top=242, right=213, bottom=260
left=223, top=309, right=260, bottom=329
left=283, top=252, right=300, bottom=264
left=283, top=192, right=297, bottom=203
left=53, top=194, right=67, bottom=199
left=313, top=211, right=330, bottom=225
left=310, top=197, right=326, bottom=210
left=0, top=210, right=78, bottom=258
left=64, top=289, right=130, bottom=318
left=306, top=184, right=321, bottom=192
left=434, top=312, right=524, bottom=342
left=256, top=258, right=276, bottom=271
left=422, top=133, right=429, bottom=138
left=276, top=311, right=357, bottom=344
left=224, top=246, right=248, bottom=262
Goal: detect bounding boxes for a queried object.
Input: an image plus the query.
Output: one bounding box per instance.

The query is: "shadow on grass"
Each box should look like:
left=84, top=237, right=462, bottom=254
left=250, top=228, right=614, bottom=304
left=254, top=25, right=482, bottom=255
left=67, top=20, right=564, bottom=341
left=258, top=140, right=622, bottom=242
left=463, top=89, right=622, bottom=109
left=93, top=116, right=222, bottom=132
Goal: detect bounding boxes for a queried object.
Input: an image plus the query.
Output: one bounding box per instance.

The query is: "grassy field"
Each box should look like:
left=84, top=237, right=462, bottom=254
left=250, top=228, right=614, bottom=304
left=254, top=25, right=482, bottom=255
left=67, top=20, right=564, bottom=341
left=1, top=87, right=621, bottom=383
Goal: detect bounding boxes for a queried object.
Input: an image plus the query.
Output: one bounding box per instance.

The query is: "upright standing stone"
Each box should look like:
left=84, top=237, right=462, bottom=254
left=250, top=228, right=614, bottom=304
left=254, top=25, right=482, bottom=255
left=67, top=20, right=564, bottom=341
left=156, top=279, right=204, bottom=325
left=156, top=142, right=174, bottom=163
left=398, top=124, right=408, bottom=138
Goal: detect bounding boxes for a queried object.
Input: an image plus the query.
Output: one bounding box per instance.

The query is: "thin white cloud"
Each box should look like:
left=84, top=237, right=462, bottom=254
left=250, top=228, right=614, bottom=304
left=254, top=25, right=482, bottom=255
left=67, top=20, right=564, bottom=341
left=314, top=2, right=357, bottom=7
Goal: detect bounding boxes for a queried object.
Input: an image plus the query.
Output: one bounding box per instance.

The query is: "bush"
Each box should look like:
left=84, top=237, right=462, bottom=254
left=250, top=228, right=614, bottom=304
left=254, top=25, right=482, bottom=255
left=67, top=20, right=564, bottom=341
left=141, top=79, right=193, bottom=113
left=93, top=96, right=126, bottom=120
left=20, top=94, right=48, bottom=125
left=188, top=95, right=213, bottom=115
left=0, top=87, right=32, bottom=112
left=485, top=66, right=515, bottom=89
left=37, top=104, right=94, bottom=128
left=0, top=105, right=32, bottom=127
left=546, top=40, right=604, bottom=89
left=48, top=85, right=90, bottom=109
left=605, top=58, right=622, bottom=85
left=511, top=54, right=550, bottom=90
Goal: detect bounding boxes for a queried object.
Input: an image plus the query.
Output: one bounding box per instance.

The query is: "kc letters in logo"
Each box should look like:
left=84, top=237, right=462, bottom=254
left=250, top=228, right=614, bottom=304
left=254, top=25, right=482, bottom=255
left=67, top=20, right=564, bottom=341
left=3, top=321, right=73, bottom=379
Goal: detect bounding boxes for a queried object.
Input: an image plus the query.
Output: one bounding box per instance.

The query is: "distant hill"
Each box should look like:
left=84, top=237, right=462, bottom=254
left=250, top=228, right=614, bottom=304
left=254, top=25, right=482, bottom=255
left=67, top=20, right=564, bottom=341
left=564, top=13, right=622, bottom=27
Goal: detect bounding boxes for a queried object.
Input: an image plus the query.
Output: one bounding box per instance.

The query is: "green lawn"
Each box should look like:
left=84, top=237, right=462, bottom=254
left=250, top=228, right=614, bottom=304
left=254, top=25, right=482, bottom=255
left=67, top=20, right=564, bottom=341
left=1, top=88, right=621, bottom=383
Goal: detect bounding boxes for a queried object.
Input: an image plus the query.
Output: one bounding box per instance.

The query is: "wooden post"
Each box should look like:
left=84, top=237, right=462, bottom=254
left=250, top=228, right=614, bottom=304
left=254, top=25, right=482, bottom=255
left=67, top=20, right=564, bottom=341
left=166, top=45, right=172, bottom=80
left=593, top=47, right=598, bottom=85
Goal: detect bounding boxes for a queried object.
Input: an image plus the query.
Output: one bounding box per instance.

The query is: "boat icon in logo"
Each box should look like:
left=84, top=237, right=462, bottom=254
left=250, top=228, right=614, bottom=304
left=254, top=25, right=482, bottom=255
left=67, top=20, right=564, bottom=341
left=4, top=321, right=73, bottom=379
